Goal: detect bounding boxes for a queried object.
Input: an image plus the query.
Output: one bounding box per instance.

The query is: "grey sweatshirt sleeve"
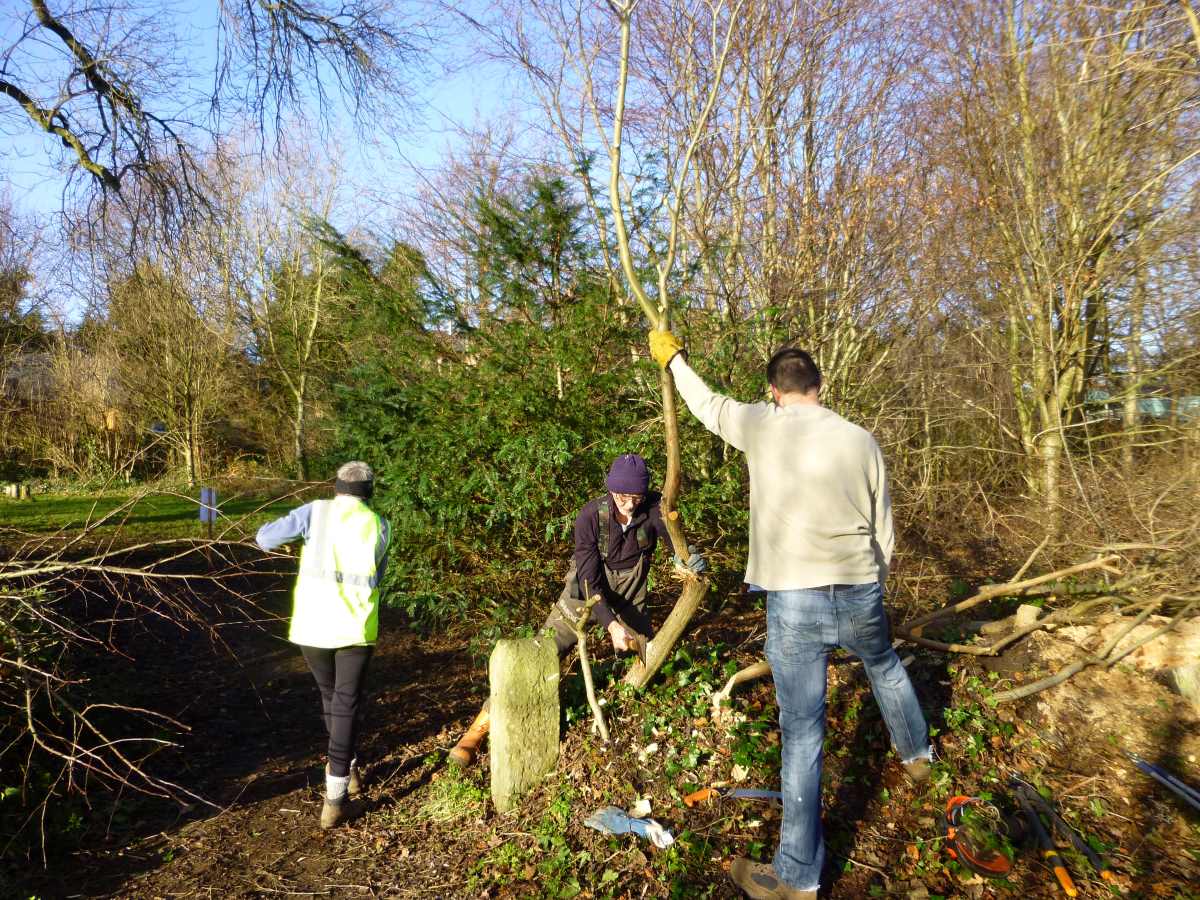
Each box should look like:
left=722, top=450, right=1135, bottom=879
left=255, top=503, right=313, bottom=551
left=668, top=355, right=757, bottom=452
left=871, top=442, right=894, bottom=584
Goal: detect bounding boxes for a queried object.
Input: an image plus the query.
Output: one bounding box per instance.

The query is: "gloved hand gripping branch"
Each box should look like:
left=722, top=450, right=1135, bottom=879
left=673, top=544, right=708, bottom=575
left=649, top=330, right=683, bottom=369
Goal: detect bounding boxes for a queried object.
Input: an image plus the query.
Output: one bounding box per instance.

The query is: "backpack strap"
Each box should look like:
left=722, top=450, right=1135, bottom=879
left=636, top=522, right=653, bottom=551
left=599, top=496, right=653, bottom=556
left=597, top=496, right=610, bottom=559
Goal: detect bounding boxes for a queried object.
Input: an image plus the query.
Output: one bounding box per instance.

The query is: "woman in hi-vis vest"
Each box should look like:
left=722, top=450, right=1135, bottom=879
left=257, top=461, right=390, bottom=829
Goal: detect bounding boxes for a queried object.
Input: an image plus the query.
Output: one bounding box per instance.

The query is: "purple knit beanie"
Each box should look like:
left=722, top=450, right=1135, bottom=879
left=606, top=454, right=650, bottom=495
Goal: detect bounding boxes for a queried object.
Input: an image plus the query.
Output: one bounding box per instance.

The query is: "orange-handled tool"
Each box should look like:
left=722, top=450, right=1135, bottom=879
left=1016, top=788, right=1077, bottom=896
left=1011, top=777, right=1114, bottom=883
left=683, top=787, right=782, bottom=807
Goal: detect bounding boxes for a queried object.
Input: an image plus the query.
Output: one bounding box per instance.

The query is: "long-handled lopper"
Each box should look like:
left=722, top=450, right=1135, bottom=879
left=683, top=786, right=783, bottom=807
left=1011, top=779, right=1077, bottom=896
left=1010, top=778, right=1115, bottom=884
left=1127, top=753, right=1200, bottom=812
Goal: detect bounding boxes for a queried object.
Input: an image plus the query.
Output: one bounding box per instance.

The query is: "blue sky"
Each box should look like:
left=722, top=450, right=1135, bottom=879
left=0, top=1, right=520, bottom=223
left=0, top=0, right=548, bottom=325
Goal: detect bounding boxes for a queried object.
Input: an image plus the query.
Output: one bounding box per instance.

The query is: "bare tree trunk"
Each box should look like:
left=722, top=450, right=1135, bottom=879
left=604, top=0, right=746, bottom=685
left=1122, top=274, right=1145, bottom=470
left=294, top=373, right=308, bottom=481
left=623, top=577, right=708, bottom=689
left=182, top=439, right=195, bottom=488
left=1037, top=428, right=1062, bottom=533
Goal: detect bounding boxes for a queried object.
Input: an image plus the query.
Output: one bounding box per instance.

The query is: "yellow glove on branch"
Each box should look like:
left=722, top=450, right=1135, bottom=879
left=649, top=330, right=683, bottom=368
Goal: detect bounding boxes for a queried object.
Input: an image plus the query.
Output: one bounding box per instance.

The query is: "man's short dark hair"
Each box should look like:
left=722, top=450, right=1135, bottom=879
left=767, top=347, right=821, bottom=395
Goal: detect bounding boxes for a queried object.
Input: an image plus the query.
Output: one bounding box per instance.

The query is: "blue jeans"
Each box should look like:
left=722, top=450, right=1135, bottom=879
left=765, top=583, right=930, bottom=890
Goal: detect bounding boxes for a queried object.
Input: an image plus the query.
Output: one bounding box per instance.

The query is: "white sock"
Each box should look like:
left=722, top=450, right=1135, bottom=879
left=326, top=772, right=351, bottom=802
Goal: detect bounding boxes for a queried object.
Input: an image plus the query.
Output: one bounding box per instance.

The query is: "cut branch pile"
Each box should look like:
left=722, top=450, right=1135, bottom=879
left=896, top=554, right=1126, bottom=654
left=706, top=546, right=1196, bottom=715
left=891, top=545, right=1200, bottom=704
left=0, top=492, right=287, bottom=857
left=989, top=595, right=1199, bottom=704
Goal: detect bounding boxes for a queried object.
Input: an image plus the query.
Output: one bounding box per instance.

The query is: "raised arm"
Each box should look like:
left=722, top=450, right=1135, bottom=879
left=255, top=503, right=314, bottom=551
left=667, top=355, right=758, bottom=453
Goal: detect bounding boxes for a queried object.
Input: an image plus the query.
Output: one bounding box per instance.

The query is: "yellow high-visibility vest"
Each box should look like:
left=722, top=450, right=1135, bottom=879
left=290, top=496, right=389, bottom=647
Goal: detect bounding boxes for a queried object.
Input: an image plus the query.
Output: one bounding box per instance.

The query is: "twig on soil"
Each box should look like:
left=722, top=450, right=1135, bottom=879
left=1062, top=775, right=1100, bottom=796
left=1089, top=542, right=1177, bottom=553
left=252, top=886, right=331, bottom=895
left=572, top=590, right=609, bottom=743
left=842, top=857, right=889, bottom=879
left=371, top=748, right=431, bottom=793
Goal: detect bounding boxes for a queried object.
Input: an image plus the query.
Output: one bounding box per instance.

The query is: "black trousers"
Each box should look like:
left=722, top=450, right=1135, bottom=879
left=299, top=644, right=373, bottom=778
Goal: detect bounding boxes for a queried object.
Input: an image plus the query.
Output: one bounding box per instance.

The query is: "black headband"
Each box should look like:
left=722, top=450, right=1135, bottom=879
left=335, top=478, right=373, bottom=499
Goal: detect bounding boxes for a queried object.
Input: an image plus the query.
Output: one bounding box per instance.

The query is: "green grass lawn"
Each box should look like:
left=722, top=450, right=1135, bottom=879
left=0, top=486, right=297, bottom=544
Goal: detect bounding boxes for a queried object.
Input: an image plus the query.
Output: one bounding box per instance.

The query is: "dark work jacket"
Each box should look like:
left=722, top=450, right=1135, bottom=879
left=572, top=491, right=672, bottom=627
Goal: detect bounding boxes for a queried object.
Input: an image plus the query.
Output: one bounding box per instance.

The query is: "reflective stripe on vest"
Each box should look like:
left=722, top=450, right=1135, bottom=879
left=289, top=496, right=387, bottom=648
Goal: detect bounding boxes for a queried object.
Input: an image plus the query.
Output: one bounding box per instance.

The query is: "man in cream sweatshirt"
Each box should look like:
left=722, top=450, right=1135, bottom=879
left=650, top=333, right=931, bottom=900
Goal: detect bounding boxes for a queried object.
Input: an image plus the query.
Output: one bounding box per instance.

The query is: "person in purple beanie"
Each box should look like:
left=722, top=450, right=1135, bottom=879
left=446, top=453, right=707, bottom=768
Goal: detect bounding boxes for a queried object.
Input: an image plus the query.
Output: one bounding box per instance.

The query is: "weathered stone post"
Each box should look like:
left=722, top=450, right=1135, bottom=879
left=489, top=636, right=559, bottom=812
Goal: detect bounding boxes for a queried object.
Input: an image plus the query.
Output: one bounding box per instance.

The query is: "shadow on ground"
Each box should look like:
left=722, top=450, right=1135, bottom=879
left=15, top=570, right=482, bottom=899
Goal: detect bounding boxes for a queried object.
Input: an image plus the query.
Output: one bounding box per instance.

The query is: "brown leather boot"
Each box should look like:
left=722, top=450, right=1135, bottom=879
left=729, top=858, right=817, bottom=899
left=903, top=756, right=931, bottom=784
left=447, top=707, right=490, bottom=768
left=319, top=796, right=360, bottom=829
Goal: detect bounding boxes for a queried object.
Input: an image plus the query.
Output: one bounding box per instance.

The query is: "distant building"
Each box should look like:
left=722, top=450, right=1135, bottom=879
left=1084, top=388, right=1200, bottom=422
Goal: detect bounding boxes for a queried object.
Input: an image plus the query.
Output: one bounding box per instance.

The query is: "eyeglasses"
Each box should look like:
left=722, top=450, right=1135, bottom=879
left=612, top=492, right=645, bottom=504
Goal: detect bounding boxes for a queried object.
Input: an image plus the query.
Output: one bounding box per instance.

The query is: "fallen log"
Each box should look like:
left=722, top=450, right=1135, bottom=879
left=709, top=643, right=916, bottom=716
left=710, top=660, right=771, bottom=715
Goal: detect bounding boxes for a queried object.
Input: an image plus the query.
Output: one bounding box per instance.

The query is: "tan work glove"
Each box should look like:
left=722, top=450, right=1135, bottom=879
left=649, top=329, right=683, bottom=368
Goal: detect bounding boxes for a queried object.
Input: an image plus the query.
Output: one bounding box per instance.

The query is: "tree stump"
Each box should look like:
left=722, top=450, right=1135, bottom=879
left=1171, top=663, right=1200, bottom=714
left=489, top=636, right=559, bottom=813
left=1014, top=604, right=1042, bottom=628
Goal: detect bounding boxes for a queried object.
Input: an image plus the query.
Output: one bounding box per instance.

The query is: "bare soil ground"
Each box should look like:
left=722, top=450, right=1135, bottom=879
left=13, top=573, right=1200, bottom=899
